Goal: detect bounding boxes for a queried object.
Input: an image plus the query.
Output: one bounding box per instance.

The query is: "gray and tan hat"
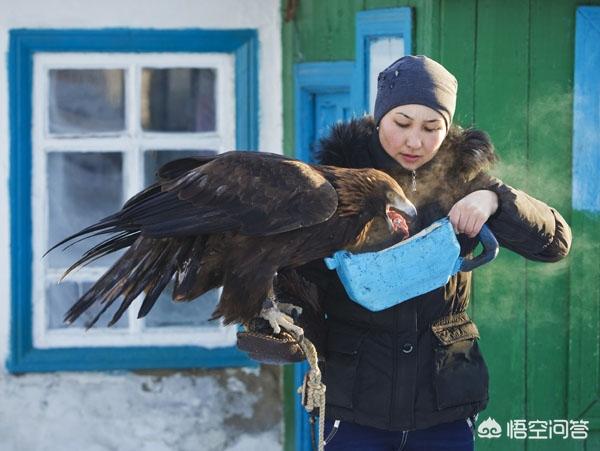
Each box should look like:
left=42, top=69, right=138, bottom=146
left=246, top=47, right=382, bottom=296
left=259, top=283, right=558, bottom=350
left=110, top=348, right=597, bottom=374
left=374, top=55, right=458, bottom=130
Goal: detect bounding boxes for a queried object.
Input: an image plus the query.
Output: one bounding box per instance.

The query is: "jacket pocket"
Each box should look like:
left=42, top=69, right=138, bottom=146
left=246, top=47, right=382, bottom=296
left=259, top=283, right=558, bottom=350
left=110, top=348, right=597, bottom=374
left=322, top=329, right=365, bottom=409
left=431, top=317, right=489, bottom=410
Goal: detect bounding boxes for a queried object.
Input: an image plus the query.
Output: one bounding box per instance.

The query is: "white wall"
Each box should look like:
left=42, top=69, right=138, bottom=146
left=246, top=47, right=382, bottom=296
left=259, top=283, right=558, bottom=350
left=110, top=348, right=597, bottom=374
left=0, top=1, right=283, bottom=449
left=0, top=367, right=282, bottom=451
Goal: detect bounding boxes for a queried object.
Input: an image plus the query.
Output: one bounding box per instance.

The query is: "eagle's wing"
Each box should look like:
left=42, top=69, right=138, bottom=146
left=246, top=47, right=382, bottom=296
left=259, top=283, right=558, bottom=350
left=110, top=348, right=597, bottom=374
left=113, top=151, right=338, bottom=238
left=48, top=151, right=339, bottom=328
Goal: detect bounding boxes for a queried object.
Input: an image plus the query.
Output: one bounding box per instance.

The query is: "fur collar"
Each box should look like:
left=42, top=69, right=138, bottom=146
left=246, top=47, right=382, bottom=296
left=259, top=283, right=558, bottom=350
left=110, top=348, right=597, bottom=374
left=315, top=116, right=498, bottom=212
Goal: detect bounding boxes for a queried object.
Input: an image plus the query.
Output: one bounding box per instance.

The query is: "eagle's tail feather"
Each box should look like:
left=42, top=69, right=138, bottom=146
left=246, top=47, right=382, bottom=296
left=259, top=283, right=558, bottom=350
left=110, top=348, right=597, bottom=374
left=105, top=241, right=174, bottom=326
left=63, top=237, right=151, bottom=326
left=43, top=215, right=121, bottom=258
left=112, top=238, right=185, bottom=323
left=63, top=236, right=185, bottom=328
left=136, top=262, right=178, bottom=320
left=60, top=231, right=140, bottom=281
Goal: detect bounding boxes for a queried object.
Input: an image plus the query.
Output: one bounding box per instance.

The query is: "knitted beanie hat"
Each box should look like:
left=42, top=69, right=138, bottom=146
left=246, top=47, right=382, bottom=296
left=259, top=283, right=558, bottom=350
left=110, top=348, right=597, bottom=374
left=373, top=55, right=458, bottom=129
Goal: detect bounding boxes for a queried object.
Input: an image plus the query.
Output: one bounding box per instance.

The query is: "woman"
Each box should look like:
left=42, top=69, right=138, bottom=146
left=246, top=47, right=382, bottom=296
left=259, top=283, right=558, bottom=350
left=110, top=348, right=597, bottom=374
left=294, top=55, right=572, bottom=450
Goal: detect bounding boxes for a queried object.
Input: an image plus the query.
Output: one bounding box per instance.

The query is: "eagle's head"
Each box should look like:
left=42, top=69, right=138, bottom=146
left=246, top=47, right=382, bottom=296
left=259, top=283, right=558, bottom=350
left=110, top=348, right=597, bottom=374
left=337, top=168, right=417, bottom=239
left=337, top=169, right=417, bottom=253
left=383, top=185, right=417, bottom=238
left=334, top=167, right=417, bottom=239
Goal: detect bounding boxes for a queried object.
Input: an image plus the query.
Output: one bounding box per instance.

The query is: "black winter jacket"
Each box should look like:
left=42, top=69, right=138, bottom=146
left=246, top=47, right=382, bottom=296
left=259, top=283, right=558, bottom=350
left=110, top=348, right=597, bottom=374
left=297, top=117, right=572, bottom=432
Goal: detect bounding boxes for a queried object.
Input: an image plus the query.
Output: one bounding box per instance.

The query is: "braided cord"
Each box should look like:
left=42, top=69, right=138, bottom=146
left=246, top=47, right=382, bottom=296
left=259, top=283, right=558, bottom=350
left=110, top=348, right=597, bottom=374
left=297, top=337, right=326, bottom=451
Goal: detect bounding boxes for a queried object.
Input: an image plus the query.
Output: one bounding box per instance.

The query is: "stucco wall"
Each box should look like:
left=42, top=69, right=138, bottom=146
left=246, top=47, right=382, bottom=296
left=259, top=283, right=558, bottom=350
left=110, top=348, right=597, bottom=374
left=0, top=367, right=282, bottom=451
left=0, top=1, right=283, bottom=450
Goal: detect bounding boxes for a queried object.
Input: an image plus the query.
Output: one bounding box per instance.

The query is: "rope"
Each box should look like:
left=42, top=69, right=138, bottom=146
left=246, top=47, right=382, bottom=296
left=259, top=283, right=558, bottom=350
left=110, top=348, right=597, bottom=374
left=297, top=337, right=326, bottom=451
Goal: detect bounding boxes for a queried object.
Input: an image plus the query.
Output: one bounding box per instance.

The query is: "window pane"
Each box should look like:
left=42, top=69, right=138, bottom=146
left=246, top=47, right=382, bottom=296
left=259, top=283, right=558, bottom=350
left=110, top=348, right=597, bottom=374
left=141, top=68, right=216, bottom=132
left=369, top=37, right=405, bottom=114
left=48, top=69, right=125, bottom=134
left=47, top=152, right=123, bottom=268
left=144, top=149, right=218, bottom=185
left=47, top=281, right=128, bottom=329
left=145, top=282, right=221, bottom=328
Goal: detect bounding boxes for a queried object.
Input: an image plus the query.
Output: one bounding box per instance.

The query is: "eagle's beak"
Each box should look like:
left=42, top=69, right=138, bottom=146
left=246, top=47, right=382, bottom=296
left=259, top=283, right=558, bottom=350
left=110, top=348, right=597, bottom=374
left=385, top=198, right=417, bottom=236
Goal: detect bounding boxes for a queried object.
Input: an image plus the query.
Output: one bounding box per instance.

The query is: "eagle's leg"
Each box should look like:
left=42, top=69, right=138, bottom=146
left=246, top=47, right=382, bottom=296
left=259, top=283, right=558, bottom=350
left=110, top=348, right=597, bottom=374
left=260, top=298, right=304, bottom=339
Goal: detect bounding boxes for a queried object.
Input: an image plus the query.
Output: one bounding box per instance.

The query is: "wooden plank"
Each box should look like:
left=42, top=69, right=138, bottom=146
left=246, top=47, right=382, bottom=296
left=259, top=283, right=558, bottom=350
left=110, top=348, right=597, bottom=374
left=439, top=0, right=476, bottom=127
left=282, top=365, right=296, bottom=451
left=473, top=1, right=530, bottom=450
left=294, top=0, right=315, bottom=62
left=585, top=431, right=600, bottom=450
left=292, top=0, right=442, bottom=62
left=326, top=0, right=364, bottom=60
left=282, top=1, right=296, bottom=157
left=527, top=2, right=578, bottom=450
left=438, top=0, right=476, bottom=321
left=414, top=0, right=441, bottom=58
left=294, top=0, right=363, bottom=61
left=570, top=211, right=600, bottom=431
left=364, top=0, right=404, bottom=10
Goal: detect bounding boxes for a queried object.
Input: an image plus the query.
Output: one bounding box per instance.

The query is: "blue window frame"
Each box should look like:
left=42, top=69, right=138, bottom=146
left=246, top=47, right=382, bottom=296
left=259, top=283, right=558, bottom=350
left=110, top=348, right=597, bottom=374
left=570, top=7, right=600, bottom=428
left=573, top=7, right=600, bottom=213
left=7, top=29, right=258, bottom=373
left=352, top=7, right=413, bottom=114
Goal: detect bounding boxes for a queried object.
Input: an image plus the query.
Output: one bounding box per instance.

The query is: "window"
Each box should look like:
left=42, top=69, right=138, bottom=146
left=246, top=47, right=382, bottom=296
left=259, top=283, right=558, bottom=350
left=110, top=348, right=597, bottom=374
left=352, top=8, right=412, bottom=114
left=34, top=53, right=235, bottom=349
left=9, top=29, right=258, bottom=372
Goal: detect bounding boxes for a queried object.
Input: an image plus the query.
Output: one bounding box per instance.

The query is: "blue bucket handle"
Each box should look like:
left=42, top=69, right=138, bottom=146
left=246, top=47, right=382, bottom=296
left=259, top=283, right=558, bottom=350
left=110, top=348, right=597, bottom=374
left=458, top=224, right=499, bottom=272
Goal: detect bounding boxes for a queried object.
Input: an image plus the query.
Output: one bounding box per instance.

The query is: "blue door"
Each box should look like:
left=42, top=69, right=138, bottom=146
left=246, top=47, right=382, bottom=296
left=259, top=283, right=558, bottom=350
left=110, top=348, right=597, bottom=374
left=314, top=92, right=352, bottom=153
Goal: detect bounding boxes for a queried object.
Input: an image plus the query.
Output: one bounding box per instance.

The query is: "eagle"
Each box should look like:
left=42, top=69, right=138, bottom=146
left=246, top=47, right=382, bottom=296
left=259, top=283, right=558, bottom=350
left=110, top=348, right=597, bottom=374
left=47, top=150, right=416, bottom=336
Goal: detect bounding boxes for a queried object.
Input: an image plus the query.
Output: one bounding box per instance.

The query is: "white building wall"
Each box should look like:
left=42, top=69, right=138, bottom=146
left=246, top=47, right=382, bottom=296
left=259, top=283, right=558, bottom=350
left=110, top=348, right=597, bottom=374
left=0, top=1, right=284, bottom=450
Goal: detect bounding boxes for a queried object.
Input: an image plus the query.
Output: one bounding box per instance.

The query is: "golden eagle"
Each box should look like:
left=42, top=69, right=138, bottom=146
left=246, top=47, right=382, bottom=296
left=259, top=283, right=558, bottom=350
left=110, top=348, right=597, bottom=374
left=48, top=151, right=416, bottom=335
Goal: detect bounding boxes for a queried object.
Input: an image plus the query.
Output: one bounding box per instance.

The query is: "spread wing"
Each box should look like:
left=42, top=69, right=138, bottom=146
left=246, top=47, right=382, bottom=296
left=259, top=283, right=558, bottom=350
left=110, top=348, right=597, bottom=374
left=115, top=151, right=339, bottom=238
left=49, top=151, right=339, bottom=328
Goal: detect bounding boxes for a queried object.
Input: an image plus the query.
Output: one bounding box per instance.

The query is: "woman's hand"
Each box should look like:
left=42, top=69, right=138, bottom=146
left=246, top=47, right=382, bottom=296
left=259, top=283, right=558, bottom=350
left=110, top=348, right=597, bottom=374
left=448, top=190, right=499, bottom=238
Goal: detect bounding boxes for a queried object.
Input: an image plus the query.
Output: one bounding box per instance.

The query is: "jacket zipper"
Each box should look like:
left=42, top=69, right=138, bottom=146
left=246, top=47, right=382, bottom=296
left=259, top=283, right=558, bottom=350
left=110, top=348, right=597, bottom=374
left=411, top=170, right=417, bottom=192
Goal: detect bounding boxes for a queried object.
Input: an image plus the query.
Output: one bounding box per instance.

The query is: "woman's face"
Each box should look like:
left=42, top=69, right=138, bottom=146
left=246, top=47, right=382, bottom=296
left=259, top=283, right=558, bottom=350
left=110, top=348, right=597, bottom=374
left=378, top=104, right=447, bottom=170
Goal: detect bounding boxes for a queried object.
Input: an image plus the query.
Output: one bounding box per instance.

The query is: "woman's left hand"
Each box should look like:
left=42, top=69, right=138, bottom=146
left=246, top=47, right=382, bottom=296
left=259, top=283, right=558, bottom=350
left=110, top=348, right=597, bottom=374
left=448, top=190, right=499, bottom=238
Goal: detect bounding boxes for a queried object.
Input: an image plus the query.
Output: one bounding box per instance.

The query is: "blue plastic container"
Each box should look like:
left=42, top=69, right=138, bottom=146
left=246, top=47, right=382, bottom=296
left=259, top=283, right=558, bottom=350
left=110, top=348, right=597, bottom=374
left=323, top=217, right=499, bottom=311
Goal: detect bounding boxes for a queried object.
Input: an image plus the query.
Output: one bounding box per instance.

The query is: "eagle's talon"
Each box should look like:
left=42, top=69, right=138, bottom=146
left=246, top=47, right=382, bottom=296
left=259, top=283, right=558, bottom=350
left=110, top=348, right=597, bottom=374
left=260, top=302, right=305, bottom=339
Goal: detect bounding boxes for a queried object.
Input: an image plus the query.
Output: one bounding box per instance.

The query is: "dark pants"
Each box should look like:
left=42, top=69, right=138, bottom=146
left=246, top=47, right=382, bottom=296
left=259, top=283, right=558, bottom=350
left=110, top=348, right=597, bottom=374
left=323, top=417, right=476, bottom=451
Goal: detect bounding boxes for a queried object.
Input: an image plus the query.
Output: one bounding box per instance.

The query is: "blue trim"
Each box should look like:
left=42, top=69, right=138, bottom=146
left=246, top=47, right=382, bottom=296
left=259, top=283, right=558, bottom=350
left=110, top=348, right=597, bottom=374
left=8, top=29, right=259, bottom=373
left=293, top=361, right=312, bottom=451
left=6, top=346, right=251, bottom=374
left=294, top=61, right=354, bottom=162
left=235, top=35, right=260, bottom=150
left=573, top=8, right=600, bottom=212
left=352, top=8, right=413, bottom=115
left=293, top=60, right=353, bottom=451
